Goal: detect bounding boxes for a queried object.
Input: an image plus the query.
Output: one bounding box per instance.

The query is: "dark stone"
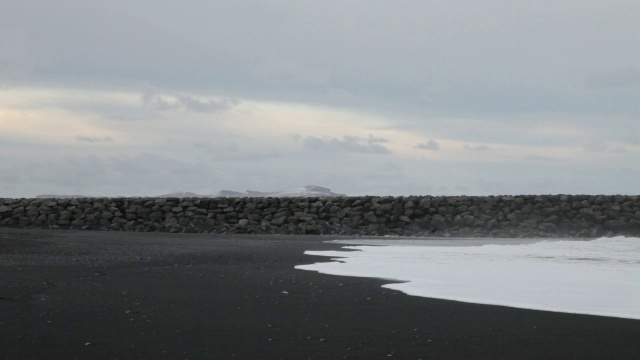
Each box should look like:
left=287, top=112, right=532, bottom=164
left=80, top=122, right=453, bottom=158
left=113, top=217, right=128, bottom=225
left=538, top=222, right=556, bottom=231
left=430, top=214, right=446, bottom=231
left=604, top=219, right=628, bottom=231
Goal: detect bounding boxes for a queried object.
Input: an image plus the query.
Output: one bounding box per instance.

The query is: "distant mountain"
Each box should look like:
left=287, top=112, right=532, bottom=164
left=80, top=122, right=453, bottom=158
left=155, top=191, right=208, bottom=198
left=270, top=185, right=346, bottom=197
left=214, top=185, right=346, bottom=198
left=213, top=190, right=245, bottom=198
left=36, top=186, right=346, bottom=199
left=36, top=194, right=89, bottom=199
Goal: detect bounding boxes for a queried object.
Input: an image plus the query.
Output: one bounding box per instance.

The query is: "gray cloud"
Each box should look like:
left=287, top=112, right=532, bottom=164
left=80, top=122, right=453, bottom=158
left=2, top=136, right=640, bottom=197
left=586, top=68, right=640, bottom=90
left=626, top=135, right=640, bottom=145
left=524, top=155, right=565, bottom=163
left=193, top=141, right=281, bottom=162
left=583, top=140, right=628, bottom=154
left=454, top=185, right=471, bottom=193
left=75, top=135, right=114, bottom=143
left=142, top=91, right=239, bottom=113
left=463, top=144, right=493, bottom=151
left=363, top=162, right=405, bottom=180
left=3, top=1, right=638, bottom=114
left=583, top=140, right=608, bottom=152
left=415, top=139, right=440, bottom=151
left=176, top=95, right=239, bottom=113
left=0, top=153, right=220, bottom=197
left=2, top=1, right=640, bottom=197
left=298, top=135, right=392, bottom=154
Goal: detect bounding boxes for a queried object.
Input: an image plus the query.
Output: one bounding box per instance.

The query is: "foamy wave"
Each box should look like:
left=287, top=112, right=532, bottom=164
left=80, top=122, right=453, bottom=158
left=296, top=237, right=640, bottom=320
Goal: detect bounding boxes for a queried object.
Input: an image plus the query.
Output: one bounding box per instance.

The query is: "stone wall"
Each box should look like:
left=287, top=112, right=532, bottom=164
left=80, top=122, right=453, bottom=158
left=1, top=195, right=640, bottom=238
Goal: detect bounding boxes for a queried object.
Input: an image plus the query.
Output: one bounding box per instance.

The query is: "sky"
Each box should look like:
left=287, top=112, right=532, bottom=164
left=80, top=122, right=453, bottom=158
left=1, top=0, right=639, bottom=197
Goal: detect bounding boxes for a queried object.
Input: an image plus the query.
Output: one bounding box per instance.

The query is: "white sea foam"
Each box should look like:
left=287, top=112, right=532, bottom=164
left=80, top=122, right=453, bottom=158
left=295, top=237, right=640, bottom=320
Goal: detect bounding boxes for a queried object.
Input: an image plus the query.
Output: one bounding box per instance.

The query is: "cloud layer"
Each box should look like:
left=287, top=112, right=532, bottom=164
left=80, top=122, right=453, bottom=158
left=1, top=1, right=639, bottom=197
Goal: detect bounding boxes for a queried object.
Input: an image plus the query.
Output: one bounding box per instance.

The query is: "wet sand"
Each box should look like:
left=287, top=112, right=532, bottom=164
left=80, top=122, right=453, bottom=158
left=1, top=228, right=639, bottom=359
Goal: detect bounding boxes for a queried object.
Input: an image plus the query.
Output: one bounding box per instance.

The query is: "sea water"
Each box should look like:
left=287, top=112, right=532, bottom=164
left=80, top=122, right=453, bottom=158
left=295, top=237, right=640, bottom=320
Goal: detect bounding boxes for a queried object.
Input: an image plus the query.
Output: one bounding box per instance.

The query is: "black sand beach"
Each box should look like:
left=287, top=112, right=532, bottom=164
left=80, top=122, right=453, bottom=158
left=1, top=228, right=639, bottom=359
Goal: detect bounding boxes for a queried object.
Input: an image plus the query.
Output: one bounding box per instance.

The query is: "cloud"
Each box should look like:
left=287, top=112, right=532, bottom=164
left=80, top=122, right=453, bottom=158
left=463, top=144, right=493, bottom=151
left=586, top=68, right=640, bottom=90
left=0, top=153, right=220, bottom=196
left=1, top=1, right=638, bottom=117
left=75, top=135, right=114, bottom=143
left=363, top=161, right=405, bottom=180
left=2, top=1, right=640, bottom=198
left=625, top=135, right=640, bottom=145
left=193, top=141, right=281, bottom=162
left=524, top=155, right=564, bottom=162
left=255, top=57, right=329, bottom=85
left=583, top=140, right=628, bottom=154
left=454, top=185, right=471, bottom=193
left=415, top=139, right=440, bottom=151
left=176, top=95, right=239, bottom=113
left=583, top=140, right=608, bottom=152
left=142, top=90, right=239, bottom=113
left=298, top=135, right=392, bottom=154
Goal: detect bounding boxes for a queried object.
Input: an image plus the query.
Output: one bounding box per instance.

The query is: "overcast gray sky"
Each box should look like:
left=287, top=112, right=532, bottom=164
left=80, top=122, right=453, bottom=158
left=1, top=0, right=639, bottom=197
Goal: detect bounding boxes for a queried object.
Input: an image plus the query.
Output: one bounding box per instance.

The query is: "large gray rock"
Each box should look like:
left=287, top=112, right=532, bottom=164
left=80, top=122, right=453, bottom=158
left=59, top=211, right=73, bottom=220
left=604, top=219, right=628, bottom=231
left=430, top=214, right=446, bottom=230
left=364, top=212, right=378, bottom=223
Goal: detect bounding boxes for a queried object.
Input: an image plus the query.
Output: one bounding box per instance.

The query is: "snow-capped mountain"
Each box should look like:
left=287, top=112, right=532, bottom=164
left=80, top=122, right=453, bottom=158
left=214, top=185, right=346, bottom=198
left=36, top=194, right=89, bottom=199
left=155, top=191, right=208, bottom=198
left=38, top=186, right=346, bottom=199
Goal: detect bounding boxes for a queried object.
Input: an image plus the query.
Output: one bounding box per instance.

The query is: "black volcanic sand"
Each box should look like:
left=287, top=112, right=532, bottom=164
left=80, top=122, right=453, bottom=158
left=1, top=228, right=639, bottom=359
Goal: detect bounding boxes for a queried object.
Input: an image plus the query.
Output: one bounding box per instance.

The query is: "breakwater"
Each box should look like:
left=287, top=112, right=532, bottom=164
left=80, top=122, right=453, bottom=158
left=1, top=195, right=639, bottom=237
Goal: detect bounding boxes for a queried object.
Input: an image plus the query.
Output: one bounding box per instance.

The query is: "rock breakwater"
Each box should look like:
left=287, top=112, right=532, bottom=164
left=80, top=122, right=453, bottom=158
left=1, top=195, right=639, bottom=237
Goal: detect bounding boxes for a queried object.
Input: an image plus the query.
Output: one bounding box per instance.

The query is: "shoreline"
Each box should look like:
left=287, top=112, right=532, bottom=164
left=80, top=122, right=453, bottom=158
left=1, top=228, right=639, bottom=359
